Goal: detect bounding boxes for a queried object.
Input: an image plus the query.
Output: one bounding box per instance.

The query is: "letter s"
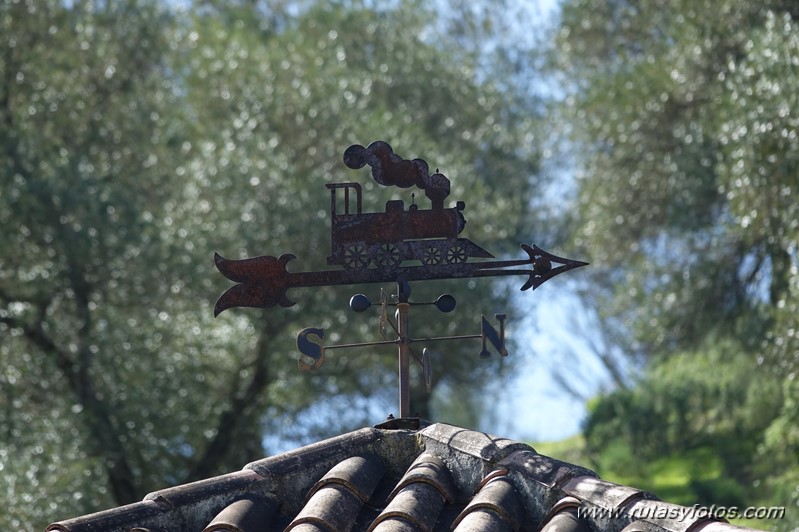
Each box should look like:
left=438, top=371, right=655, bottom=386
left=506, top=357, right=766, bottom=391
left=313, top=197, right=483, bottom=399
left=297, top=327, right=325, bottom=371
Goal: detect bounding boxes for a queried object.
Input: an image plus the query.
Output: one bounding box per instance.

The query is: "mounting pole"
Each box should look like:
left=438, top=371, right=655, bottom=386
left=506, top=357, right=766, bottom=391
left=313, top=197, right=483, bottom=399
left=396, top=282, right=411, bottom=417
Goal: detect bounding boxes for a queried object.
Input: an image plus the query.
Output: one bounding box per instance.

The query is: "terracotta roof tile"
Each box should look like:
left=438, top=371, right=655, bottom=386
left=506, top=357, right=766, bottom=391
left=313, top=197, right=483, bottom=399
left=203, top=495, right=276, bottom=531
left=47, top=421, right=763, bottom=532
left=287, top=454, right=386, bottom=531
left=451, top=470, right=523, bottom=531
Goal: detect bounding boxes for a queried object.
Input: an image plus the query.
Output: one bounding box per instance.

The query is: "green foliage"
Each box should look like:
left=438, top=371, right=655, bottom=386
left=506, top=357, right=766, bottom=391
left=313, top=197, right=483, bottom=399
left=555, top=0, right=799, bottom=528
left=531, top=433, right=589, bottom=467
left=584, top=342, right=781, bottom=483
left=1, top=0, right=187, bottom=521
left=0, top=0, right=543, bottom=528
left=535, top=435, right=764, bottom=527
left=556, top=0, right=798, bottom=351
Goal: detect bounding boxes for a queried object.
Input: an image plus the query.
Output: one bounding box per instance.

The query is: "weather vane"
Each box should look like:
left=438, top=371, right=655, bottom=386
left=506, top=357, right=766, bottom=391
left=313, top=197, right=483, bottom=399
left=214, top=140, right=587, bottom=418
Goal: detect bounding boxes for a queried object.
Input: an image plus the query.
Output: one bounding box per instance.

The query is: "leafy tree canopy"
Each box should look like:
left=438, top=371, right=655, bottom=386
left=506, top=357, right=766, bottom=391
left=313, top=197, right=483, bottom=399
left=0, top=0, right=543, bottom=528
left=554, top=0, right=799, bottom=524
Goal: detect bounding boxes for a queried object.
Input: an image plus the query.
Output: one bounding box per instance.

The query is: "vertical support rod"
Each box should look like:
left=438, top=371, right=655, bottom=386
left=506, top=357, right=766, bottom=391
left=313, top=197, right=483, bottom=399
left=328, top=186, right=337, bottom=216
left=396, top=301, right=410, bottom=417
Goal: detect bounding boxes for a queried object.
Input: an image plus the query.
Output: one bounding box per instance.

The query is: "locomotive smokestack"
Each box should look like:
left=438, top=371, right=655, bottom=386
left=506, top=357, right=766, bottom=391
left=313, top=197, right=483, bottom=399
left=344, top=141, right=451, bottom=208
left=424, top=170, right=449, bottom=210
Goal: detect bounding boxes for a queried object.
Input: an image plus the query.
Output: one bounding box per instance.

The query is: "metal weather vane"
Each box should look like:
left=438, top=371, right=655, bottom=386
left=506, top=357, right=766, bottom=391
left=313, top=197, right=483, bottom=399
left=214, top=141, right=586, bottom=313
left=295, top=282, right=511, bottom=419
left=214, top=140, right=588, bottom=418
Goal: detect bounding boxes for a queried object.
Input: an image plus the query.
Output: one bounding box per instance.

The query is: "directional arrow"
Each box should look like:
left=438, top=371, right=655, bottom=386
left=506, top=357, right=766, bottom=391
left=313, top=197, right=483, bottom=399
left=212, top=141, right=591, bottom=419
left=213, top=244, right=588, bottom=315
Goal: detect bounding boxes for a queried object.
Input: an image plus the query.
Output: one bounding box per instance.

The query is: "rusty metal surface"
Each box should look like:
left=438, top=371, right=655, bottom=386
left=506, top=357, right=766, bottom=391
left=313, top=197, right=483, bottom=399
left=213, top=141, right=588, bottom=419
left=294, top=281, right=510, bottom=417
left=214, top=141, right=587, bottom=315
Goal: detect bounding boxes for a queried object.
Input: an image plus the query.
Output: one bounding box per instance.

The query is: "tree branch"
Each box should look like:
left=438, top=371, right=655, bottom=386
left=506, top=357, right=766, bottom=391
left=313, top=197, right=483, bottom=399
left=186, top=317, right=274, bottom=481
left=0, top=308, right=140, bottom=503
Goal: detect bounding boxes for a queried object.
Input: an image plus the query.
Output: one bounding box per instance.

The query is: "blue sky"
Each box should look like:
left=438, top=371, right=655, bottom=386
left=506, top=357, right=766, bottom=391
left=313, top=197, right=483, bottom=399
left=481, top=286, right=609, bottom=442
left=475, top=0, right=612, bottom=443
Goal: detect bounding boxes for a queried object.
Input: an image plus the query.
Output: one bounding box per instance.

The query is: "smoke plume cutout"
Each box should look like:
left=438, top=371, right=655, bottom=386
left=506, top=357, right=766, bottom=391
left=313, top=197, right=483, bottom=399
left=344, top=141, right=450, bottom=208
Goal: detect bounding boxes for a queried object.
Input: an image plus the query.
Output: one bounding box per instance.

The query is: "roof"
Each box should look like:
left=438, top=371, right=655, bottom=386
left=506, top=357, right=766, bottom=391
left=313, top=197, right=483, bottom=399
left=47, top=419, right=760, bottom=532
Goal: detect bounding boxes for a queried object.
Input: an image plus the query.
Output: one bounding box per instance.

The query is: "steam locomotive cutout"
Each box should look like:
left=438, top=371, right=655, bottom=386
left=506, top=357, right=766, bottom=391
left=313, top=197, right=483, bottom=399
left=212, top=140, right=588, bottom=314
left=325, top=182, right=493, bottom=269
left=327, top=141, right=493, bottom=270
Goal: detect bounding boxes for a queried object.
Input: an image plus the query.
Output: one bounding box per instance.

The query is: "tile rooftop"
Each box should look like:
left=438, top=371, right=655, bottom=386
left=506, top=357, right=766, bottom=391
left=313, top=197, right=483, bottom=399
left=47, top=420, right=761, bottom=532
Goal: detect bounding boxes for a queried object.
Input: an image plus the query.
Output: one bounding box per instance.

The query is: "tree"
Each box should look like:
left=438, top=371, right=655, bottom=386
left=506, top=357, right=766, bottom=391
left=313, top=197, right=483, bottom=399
left=0, top=1, right=544, bottom=528
left=1, top=0, right=187, bottom=521
left=553, top=0, right=799, bottom=523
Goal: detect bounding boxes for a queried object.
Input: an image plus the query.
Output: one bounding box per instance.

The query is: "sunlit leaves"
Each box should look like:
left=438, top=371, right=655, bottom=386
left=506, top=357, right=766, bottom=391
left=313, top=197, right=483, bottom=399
left=556, top=0, right=798, bottom=352
left=1, top=1, right=542, bottom=528
left=556, top=0, right=799, bottom=523
left=718, top=11, right=799, bottom=246
left=2, top=0, right=191, bottom=526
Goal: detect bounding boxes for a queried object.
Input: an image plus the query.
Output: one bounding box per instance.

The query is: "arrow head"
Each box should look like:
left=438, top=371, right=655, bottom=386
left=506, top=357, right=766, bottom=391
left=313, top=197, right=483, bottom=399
left=520, top=244, right=589, bottom=291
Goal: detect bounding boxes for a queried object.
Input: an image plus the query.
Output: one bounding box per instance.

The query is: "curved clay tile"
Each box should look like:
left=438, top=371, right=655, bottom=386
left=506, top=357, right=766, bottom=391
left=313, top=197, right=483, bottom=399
left=369, top=453, right=457, bottom=532
left=203, top=495, right=277, bottom=532
left=387, top=452, right=457, bottom=503
left=286, top=454, right=386, bottom=531
left=452, top=470, right=523, bottom=531
left=304, top=453, right=387, bottom=504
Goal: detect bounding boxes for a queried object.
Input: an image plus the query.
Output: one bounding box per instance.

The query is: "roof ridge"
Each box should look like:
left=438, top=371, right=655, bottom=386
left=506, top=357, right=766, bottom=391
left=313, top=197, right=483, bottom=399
left=47, top=423, right=763, bottom=532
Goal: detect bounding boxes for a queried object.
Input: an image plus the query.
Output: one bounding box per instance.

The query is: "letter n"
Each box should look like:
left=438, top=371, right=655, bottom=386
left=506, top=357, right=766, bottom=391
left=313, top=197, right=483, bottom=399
left=480, top=314, right=508, bottom=358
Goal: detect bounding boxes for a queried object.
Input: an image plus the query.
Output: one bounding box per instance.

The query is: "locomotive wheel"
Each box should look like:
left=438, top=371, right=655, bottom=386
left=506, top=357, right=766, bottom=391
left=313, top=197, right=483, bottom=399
left=445, top=244, right=467, bottom=264
left=373, top=243, right=401, bottom=268
left=343, top=243, right=369, bottom=269
left=421, top=244, right=443, bottom=265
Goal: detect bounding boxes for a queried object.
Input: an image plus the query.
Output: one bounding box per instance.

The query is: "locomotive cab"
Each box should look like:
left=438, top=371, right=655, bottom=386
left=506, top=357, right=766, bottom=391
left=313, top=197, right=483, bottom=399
left=326, top=182, right=362, bottom=216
